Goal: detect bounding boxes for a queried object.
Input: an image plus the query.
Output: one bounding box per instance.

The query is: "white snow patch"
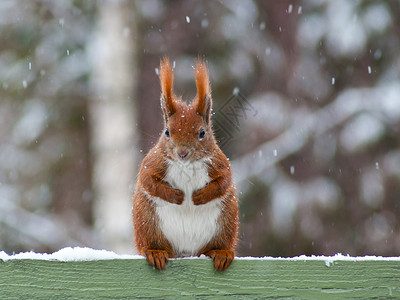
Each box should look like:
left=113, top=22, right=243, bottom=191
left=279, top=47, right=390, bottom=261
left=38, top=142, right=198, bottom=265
left=236, top=253, right=400, bottom=262
left=325, top=1, right=366, bottom=57
left=362, top=3, right=391, bottom=34
left=377, top=83, right=400, bottom=121
left=1, top=248, right=399, bottom=265
left=12, top=100, right=48, bottom=145
left=340, top=113, right=384, bottom=153
left=0, top=247, right=141, bottom=262
left=325, top=260, right=334, bottom=267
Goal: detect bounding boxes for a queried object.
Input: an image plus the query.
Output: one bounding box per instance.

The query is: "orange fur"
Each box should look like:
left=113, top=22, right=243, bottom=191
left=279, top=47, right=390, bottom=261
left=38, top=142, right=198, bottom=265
left=159, top=57, right=177, bottom=119
left=194, top=59, right=212, bottom=123
left=133, top=57, right=239, bottom=271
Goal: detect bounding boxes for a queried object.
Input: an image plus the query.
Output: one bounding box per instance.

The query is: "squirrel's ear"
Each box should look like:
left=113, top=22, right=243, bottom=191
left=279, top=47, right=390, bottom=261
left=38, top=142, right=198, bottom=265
left=194, top=59, right=212, bottom=124
left=159, top=57, right=177, bottom=121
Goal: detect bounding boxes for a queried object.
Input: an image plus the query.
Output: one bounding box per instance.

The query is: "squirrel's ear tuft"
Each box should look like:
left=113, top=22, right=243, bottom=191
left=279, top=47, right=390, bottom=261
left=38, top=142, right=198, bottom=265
left=159, top=57, right=177, bottom=121
left=194, top=58, right=212, bottom=124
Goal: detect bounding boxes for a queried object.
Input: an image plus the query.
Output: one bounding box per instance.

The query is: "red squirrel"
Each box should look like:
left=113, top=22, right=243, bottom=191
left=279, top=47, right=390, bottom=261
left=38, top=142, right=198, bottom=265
left=133, top=57, right=239, bottom=271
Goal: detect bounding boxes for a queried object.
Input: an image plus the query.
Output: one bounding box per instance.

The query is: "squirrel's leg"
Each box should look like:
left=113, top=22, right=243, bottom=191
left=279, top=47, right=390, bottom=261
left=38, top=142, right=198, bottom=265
left=198, top=190, right=238, bottom=271
left=133, top=191, right=175, bottom=270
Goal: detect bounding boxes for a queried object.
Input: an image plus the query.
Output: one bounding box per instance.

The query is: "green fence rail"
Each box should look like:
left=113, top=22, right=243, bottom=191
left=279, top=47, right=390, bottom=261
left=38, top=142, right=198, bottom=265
left=1, top=256, right=400, bottom=299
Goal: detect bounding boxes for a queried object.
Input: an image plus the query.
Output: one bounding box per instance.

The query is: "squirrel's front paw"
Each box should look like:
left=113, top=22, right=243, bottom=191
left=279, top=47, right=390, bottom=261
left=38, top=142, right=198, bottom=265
left=205, top=249, right=235, bottom=271
left=192, top=190, right=206, bottom=205
left=173, top=189, right=184, bottom=204
left=145, top=249, right=169, bottom=270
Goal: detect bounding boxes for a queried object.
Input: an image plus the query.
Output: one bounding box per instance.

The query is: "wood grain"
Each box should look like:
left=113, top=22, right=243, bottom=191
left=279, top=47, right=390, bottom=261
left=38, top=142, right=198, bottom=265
left=1, top=258, right=399, bottom=299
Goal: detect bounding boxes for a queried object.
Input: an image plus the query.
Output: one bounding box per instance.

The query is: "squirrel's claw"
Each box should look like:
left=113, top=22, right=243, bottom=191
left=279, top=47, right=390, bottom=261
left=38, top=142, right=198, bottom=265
left=145, top=249, right=169, bottom=270
left=205, top=249, right=235, bottom=271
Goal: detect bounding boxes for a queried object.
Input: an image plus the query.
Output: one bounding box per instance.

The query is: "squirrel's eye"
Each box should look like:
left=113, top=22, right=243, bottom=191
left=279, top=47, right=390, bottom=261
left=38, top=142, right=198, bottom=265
left=199, top=129, right=205, bottom=139
left=165, top=128, right=170, bottom=138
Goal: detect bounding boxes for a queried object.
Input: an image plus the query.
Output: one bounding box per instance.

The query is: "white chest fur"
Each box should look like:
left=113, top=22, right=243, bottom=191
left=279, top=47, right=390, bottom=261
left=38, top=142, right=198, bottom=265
left=153, top=159, right=222, bottom=256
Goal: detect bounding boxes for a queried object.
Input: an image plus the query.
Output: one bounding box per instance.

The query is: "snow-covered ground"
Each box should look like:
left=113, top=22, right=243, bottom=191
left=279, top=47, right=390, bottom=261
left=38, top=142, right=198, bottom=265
left=1, top=247, right=399, bottom=266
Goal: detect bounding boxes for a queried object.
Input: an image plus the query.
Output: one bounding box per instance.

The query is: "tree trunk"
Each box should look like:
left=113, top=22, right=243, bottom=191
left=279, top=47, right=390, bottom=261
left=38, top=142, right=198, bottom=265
left=88, top=0, right=138, bottom=254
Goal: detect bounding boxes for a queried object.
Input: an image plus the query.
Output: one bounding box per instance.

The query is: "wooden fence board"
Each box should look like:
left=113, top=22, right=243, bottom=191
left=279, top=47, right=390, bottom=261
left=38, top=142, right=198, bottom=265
left=1, top=258, right=399, bottom=299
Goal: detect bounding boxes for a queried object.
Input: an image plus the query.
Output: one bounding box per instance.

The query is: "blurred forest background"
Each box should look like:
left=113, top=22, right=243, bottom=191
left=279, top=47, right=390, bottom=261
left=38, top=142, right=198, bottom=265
left=1, top=0, right=399, bottom=257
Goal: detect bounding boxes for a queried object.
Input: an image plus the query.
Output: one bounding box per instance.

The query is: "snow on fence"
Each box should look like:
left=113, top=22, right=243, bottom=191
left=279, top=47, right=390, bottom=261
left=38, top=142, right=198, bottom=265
left=1, top=247, right=399, bottom=299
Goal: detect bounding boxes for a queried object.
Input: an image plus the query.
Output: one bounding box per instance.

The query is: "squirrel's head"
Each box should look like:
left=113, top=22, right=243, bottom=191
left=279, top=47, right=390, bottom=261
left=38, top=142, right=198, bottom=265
left=159, top=57, right=215, bottom=162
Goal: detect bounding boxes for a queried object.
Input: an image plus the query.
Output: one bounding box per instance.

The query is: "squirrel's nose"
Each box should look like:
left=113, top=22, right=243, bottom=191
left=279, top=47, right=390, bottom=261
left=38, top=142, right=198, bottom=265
left=178, top=151, right=188, bottom=159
